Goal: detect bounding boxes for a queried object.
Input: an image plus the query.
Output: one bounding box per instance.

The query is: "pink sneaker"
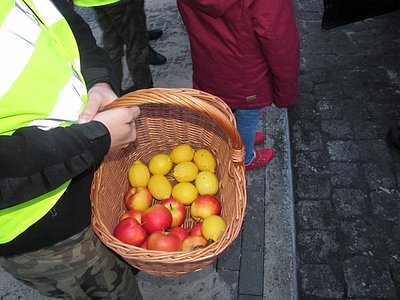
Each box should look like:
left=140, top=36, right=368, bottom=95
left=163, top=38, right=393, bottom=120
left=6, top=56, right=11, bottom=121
left=245, top=148, right=274, bottom=171
left=254, top=132, right=266, bottom=145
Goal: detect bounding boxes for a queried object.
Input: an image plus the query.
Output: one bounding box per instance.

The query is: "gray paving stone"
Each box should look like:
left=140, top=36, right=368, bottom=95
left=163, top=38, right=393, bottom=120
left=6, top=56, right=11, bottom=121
left=238, top=295, right=263, bottom=300
left=340, top=219, right=378, bottom=256
left=335, top=52, right=371, bottom=67
left=363, top=161, right=397, bottom=190
left=321, top=119, right=353, bottom=139
left=302, top=53, right=339, bottom=71
left=301, top=34, right=340, bottom=54
left=297, top=230, right=340, bottom=264
left=239, top=250, right=263, bottom=296
left=217, top=231, right=242, bottom=271
left=329, top=162, right=363, bottom=187
left=304, top=68, right=334, bottom=85
left=295, top=200, right=336, bottom=230
left=241, top=178, right=266, bottom=252
left=367, top=88, right=400, bottom=107
left=364, top=67, right=395, bottom=86
left=314, top=82, right=344, bottom=100
left=352, top=119, right=381, bottom=140
left=298, top=19, right=322, bottom=35
left=331, top=38, right=361, bottom=55
left=342, top=216, right=397, bottom=260
left=291, top=121, right=324, bottom=152
left=290, top=95, right=319, bottom=122
left=295, top=0, right=323, bottom=12
left=294, top=151, right=330, bottom=175
left=217, top=269, right=239, bottom=297
left=137, top=266, right=236, bottom=300
left=332, top=188, right=367, bottom=218
left=358, top=140, right=393, bottom=162
left=388, top=255, right=400, bottom=297
left=299, top=264, right=344, bottom=298
left=295, top=174, right=331, bottom=199
left=338, top=75, right=366, bottom=99
left=299, top=77, right=314, bottom=94
left=395, top=160, right=400, bottom=183
left=370, top=190, right=400, bottom=221
left=241, top=206, right=264, bottom=252
left=343, top=256, right=398, bottom=298
left=327, top=140, right=361, bottom=161
left=361, top=101, right=398, bottom=123
left=316, top=100, right=345, bottom=119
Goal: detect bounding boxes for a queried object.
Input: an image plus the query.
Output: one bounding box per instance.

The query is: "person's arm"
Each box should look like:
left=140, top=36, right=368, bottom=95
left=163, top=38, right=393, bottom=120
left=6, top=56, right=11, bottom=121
left=0, top=121, right=110, bottom=210
left=249, top=0, right=300, bottom=108
left=0, top=104, right=139, bottom=210
left=51, top=0, right=120, bottom=93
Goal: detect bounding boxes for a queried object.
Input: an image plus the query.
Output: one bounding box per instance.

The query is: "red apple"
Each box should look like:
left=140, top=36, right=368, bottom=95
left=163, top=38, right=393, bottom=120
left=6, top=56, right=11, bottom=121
left=169, top=226, right=189, bottom=242
left=142, top=204, right=173, bottom=234
left=140, top=236, right=149, bottom=249
left=160, top=197, right=186, bottom=228
left=113, top=218, right=147, bottom=246
left=147, top=231, right=182, bottom=252
left=124, top=186, right=153, bottom=212
left=181, top=235, right=208, bottom=251
left=190, top=195, right=221, bottom=221
left=119, top=209, right=142, bottom=224
left=189, top=223, right=203, bottom=236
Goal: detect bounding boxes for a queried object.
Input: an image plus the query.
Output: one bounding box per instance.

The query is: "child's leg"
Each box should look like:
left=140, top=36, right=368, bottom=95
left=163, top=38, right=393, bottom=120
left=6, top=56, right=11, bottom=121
left=234, top=108, right=261, bottom=165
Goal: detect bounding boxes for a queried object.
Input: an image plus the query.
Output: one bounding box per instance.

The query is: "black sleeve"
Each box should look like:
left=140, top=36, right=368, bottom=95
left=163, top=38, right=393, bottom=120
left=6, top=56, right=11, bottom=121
left=51, top=0, right=120, bottom=94
left=0, top=121, right=110, bottom=210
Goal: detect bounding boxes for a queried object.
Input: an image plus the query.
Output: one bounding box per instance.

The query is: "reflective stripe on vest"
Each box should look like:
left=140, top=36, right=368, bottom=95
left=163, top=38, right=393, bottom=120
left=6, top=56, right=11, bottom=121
left=73, top=0, right=120, bottom=7
left=0, top=0, right=87, bottom=243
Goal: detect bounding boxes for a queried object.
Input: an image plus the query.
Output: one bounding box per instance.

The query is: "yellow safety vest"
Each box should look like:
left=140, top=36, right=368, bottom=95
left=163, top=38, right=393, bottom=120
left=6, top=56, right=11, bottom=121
left=73, top=0, right=120, bottom=7
left=0, top=0, right=87, bottom=243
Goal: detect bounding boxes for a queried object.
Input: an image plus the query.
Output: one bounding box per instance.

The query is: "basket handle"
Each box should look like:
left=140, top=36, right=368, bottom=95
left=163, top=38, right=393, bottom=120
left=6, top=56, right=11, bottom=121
left=104, top=88, right=245, bottom=163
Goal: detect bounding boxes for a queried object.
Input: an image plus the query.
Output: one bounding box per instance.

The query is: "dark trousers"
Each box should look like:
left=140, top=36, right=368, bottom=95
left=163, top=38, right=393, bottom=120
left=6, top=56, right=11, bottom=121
left=94, top=0, right=153, bottom=89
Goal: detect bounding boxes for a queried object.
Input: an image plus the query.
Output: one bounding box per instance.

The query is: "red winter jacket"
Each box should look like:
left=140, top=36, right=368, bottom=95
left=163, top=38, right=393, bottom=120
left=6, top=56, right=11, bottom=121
left=177, top=0, right=300, bottom=109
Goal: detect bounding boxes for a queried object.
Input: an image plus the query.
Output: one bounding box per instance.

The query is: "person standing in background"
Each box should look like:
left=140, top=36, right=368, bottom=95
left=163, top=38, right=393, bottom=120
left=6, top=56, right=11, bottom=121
left=0, top=0, right=142, bottom=298
left=177, top=0, right=300, bottom=170
left=73, top=0, right=167, bottom=94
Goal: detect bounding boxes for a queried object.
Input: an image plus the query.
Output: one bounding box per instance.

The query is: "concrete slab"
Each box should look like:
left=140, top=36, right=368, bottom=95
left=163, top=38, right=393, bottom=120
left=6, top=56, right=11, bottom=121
left=262, top=106, right=297, bottom=299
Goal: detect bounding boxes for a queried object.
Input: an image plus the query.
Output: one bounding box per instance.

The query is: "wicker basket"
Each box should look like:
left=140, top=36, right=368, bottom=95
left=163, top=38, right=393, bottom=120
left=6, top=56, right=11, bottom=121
left=90, top=88, right=246, bottom=277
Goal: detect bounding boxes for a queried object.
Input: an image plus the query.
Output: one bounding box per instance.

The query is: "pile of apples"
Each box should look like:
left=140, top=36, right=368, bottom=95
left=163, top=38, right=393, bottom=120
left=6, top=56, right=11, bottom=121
left=112, top=148, right=226, bottom=252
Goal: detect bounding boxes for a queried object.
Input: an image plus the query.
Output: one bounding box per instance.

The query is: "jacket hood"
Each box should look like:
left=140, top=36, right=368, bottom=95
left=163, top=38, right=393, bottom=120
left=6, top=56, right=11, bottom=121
left=191, top=0, right=239, bottom=18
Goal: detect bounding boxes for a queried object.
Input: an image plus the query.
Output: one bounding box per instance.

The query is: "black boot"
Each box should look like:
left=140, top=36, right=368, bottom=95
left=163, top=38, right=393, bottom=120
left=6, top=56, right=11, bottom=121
left=148, top=47, right=167, bottom=65
left=148, top=29, right=163, bottom=41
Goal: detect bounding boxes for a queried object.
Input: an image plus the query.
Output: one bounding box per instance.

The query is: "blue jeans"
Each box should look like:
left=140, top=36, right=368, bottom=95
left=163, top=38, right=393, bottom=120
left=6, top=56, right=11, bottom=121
left=234, top=108, right=262, bottom=165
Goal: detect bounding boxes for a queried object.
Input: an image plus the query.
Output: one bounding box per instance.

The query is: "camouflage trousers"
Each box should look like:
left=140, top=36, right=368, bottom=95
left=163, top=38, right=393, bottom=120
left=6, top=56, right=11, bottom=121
left=0, top=227, right=142, bottom=300
left=94, top=0, right=153, bottom=90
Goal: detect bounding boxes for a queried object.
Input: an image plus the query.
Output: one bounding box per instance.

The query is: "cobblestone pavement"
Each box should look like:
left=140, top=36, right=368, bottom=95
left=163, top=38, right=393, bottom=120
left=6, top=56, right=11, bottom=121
left=291, top=0, right=400, bottom=299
